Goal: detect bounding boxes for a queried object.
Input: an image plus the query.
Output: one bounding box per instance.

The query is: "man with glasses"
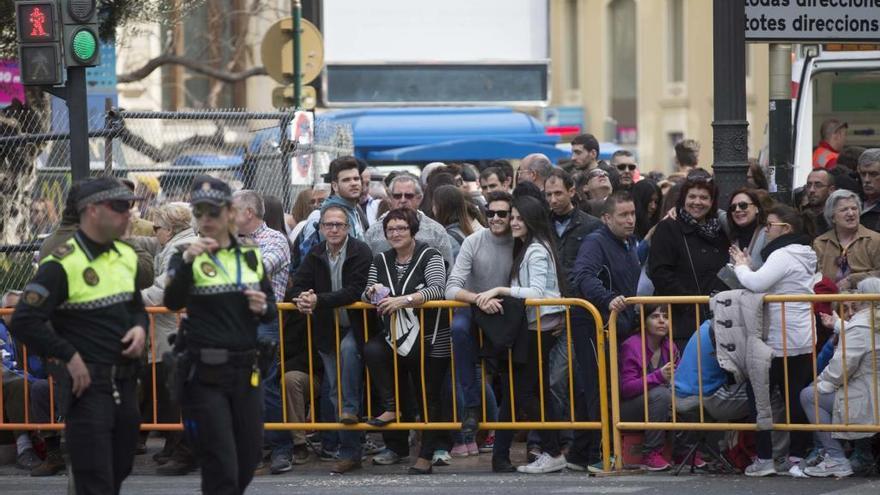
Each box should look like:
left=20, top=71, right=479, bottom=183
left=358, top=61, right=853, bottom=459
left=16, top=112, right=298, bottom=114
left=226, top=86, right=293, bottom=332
left=11, top=176, right=148, bottom=494
left=446, top=191, right=515, bottom=470
left=801, top=168, right=836, bottom=235
left=290, top=204, right=373, bottom=474
left=610, top=150, right=639, bottom=190
left=364, top=173, right=453, bottom=267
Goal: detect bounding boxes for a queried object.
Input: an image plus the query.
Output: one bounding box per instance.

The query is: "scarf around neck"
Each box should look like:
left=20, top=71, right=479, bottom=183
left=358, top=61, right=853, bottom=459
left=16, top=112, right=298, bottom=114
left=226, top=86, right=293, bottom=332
left=677, top=207, right=721, bottom=240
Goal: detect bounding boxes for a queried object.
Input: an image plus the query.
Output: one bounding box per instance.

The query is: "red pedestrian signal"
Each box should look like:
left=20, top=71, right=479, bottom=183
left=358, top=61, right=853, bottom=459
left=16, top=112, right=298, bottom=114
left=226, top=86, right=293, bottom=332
left=15, top=1, right=63, bottom=86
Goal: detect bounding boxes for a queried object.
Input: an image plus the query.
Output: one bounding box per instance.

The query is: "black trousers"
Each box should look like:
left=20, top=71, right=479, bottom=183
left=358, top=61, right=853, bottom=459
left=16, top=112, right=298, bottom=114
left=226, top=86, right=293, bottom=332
left=753, top=353, right=814, bottom=459
left=493, top=331, right=561, bottom=460
left=66, top=377, right=140, bottom=495
left=567, top=311, right=603, bottom=465
left=364, top=333, right=452, bottom=460
left=182, top=364, right=263, bottom=495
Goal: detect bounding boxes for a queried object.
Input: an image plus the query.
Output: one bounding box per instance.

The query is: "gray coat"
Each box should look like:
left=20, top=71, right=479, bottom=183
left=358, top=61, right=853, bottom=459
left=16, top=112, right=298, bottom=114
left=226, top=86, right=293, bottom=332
left=817, top=309, right=880, bottom=440
left=712, top=289, right=775, bottom=429
left=140, top=228, right=198, bottom=362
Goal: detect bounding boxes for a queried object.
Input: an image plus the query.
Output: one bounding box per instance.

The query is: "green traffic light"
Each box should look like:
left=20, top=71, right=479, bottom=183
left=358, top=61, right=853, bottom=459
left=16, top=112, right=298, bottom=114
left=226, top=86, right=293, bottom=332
left=71, top=29, right=97, bottom=62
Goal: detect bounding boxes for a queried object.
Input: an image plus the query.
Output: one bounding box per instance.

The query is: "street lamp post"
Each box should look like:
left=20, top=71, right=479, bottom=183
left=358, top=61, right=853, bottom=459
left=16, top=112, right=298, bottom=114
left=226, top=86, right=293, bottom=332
left=711, top=0, right=749, bottom=206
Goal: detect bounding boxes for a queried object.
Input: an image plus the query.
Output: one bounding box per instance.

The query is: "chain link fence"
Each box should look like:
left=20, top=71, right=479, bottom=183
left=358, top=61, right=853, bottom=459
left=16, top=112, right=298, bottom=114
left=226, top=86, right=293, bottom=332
left=0, top=106, right=353, bottom=295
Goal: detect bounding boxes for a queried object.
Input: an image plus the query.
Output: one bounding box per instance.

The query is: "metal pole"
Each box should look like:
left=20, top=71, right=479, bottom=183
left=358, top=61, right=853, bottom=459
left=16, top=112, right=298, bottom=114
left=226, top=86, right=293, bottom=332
left=67, top=67, right=90, bottom=181
left=103, top=98, right=113, bottom=175
left=769, top=43, right=793, bottom=204
left=711, top=0, right=749, bottom=206
left=292, top=0, right=302, bottom=108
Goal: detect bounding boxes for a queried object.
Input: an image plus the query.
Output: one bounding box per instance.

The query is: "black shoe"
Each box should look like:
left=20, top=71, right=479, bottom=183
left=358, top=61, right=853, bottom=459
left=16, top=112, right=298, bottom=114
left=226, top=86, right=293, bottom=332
left=408, top=464, right=433, bottom=475
left=156, top=458, right=197, bottom=476
left=270, top=451, right=293, bottom=474
left=292, top=445, right=310, bottom=465
left=30, top=451, right=65, bottom=477
left=462, top=407, right=480, bottom=436
left=492, top=458, right=516, bottom=473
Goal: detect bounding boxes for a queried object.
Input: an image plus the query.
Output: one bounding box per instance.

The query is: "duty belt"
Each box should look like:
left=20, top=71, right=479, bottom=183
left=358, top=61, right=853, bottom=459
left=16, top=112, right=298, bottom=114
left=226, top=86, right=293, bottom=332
left=188, top=348, right=257, bottom=368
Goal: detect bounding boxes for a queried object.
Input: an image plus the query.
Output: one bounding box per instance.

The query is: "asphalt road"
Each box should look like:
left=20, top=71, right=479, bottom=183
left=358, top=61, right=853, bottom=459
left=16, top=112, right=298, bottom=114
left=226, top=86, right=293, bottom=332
left=3, top=438, right=880, bottom=494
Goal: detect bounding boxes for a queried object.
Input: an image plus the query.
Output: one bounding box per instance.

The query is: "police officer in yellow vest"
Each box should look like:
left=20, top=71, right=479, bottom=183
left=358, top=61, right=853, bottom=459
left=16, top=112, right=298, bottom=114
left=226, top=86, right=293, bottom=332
left=164, top=176, right=276, bottom=495
left=11, top=176, right=148, bottom=495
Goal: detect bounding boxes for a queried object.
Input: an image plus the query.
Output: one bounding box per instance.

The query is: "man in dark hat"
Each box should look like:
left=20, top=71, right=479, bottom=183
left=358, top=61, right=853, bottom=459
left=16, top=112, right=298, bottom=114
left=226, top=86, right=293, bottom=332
left=11, top=176, right=149, bottom=495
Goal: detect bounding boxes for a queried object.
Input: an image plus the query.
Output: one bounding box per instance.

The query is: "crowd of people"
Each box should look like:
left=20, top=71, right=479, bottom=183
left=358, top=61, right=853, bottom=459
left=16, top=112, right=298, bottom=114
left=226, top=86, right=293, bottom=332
left=3, top=130, right=880, bottom=486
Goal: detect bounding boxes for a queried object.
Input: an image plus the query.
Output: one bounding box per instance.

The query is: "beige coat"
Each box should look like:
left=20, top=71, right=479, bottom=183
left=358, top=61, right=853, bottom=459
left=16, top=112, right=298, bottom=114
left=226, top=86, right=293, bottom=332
left=813, top=225, right=880, bottom=287
left=816, top=308, right=880, bottom=440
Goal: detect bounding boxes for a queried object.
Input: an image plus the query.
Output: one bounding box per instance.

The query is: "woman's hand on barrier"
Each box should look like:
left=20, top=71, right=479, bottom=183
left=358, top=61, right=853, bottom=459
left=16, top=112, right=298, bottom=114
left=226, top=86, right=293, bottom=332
left=377, top=295, right=406, bottom=315
left=475, top=288, right=503, bottom=308
left=67, top=352, right=91, bottom=398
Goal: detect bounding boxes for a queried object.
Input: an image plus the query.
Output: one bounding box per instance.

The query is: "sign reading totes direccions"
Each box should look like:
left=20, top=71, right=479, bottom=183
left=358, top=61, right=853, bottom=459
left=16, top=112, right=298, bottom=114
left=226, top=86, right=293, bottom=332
left=745, top=0, right=880, bottom=42
left=0, top=61, right=25, bottom=107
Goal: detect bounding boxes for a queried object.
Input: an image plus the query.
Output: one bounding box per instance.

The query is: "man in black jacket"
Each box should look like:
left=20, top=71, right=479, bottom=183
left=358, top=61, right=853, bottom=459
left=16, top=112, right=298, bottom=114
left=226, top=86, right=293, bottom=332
left=546, top=168, right=602, bottom=274
left=290, top=204, right=372, bottom=475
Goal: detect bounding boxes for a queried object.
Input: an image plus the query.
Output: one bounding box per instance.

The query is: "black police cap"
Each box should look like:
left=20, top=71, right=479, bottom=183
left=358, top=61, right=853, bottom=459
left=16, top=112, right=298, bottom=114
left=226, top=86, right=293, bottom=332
left=190, top=175, right=232, bottom=206
left=75, top=177, right=138, bottom=211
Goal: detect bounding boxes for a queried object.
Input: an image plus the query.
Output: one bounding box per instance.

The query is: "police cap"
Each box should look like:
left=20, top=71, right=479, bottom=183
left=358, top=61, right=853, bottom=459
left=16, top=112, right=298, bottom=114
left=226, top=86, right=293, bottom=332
left=190, top=175, right=232, bottom=206
left=75, top=177, right=139, bottom=211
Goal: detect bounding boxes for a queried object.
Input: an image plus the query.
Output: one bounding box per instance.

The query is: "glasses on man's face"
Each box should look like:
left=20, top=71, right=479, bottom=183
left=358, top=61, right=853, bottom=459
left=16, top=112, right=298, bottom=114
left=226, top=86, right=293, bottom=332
left=392, top=192, right=417, bottom=200
left=729, top=201, right=754, bottom=212
left=193, top=205, right=222, bottom=219
left=486, top=209, right=510, bottom=219
left=588, top=170, right=608, bottom=180
left=385, top=226, right=410, bottom=235
left=102, top=200, right=133, bottom=213
left=616, top=163, right=637, bottom=172
left=320, top=221, right=348, bottom=231
left=766, top=222, right=790, bottom=229
left=805, top=181, right=828, bottom=190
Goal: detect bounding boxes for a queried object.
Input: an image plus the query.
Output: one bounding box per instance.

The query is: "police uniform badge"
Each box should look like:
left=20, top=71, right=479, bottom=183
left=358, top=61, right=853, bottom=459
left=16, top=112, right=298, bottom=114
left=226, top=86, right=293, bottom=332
left=52, top=243, right=74, bottom=259
left=201, top=182, right=212, bottom=191
left=200, top=262, right=217, bottom=277
left=83, top=267, right=100, bottom=286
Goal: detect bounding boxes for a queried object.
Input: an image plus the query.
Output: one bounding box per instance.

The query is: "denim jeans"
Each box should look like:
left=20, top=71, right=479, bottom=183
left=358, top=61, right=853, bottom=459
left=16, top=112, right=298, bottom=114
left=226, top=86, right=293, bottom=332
left=318, top=330, right=363, bottom=461
left=451, top=365, right=499, bottom=444
left=451, top=307, right=483, bottom=409
left=528, top=331, right=577, bottom=447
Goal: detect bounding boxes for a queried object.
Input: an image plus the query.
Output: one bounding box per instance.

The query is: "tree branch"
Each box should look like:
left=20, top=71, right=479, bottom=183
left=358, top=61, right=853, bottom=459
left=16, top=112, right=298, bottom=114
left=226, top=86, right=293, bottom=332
left=117, top=54, right=267, bottom=84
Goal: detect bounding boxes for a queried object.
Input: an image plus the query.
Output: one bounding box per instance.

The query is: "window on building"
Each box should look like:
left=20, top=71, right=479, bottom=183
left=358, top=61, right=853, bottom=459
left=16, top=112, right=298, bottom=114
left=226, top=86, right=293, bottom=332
left=668, top=0, right=684, bottom=84
left=565, top=0, right=580, bottom=91
left=161, top=0, right=247, bottom=110
left=609, top=0, right=637, bottom=133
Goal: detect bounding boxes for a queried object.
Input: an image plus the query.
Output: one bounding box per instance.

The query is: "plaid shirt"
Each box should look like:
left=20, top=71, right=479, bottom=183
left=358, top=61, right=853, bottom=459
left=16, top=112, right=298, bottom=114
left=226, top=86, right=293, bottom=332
left=244, top=222, right=290, bottom=301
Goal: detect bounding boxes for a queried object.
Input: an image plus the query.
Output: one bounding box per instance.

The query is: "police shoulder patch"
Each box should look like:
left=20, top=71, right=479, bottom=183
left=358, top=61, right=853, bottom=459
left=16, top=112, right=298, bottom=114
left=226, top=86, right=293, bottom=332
left=200, top=261, right=217, bottom=277
left=22, top=283, right=49, bottom=307
left=51, top=243, right=74, bottom=259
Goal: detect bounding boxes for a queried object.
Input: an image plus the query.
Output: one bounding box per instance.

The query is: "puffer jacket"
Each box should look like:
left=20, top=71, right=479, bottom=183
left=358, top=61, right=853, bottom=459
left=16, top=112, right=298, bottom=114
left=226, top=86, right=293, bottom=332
left=816, top=308, right=880, bottom=440
left=711, top=289, right=775, bottom=429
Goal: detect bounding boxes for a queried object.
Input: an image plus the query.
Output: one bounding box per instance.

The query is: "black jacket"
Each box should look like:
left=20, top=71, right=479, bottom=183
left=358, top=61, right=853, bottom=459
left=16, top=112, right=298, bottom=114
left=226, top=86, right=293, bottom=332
left=473, top=296, right=529, bottom=365
left=648, top=217, right=730, bottom=342
left=289, top=237, right=373, bottom=354
left=554, top=208, right=602, bottom=291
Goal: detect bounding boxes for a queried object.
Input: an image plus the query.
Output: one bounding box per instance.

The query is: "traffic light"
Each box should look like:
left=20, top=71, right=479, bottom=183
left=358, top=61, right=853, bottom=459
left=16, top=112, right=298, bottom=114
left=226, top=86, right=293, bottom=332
left=60, top=0, right=99, bottom=67
left=15, top=0, right=64, bottom=86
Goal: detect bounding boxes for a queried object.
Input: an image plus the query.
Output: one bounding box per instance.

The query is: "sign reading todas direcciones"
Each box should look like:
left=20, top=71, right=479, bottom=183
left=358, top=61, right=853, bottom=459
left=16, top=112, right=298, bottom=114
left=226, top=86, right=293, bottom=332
left=745, top=0, right=880, bottom=41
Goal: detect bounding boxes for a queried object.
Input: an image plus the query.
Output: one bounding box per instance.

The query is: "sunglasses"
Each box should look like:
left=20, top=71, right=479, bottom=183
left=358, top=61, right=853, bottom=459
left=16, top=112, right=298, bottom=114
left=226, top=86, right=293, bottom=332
left=102, top=200, right=133, bottom=213
left=729, top=201, right=754, bottom=212
left=486, top=209, right=510, bottom=219
left=193, top=205, right=223, bottom=219
left=616, top=163, right=637, bottom=172
left=588, top=170, right=608, bottom=179
left=392, top=192, right=417, bottom=200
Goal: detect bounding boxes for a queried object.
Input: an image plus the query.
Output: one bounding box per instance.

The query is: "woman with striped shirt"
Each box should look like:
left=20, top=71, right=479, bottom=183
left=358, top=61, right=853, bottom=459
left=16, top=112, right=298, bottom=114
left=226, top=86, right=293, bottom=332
left=363, top=207, right=451, bottom=474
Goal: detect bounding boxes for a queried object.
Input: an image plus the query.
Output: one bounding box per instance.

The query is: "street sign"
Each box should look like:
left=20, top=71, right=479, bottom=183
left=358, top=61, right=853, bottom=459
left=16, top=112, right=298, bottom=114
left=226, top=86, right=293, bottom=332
left=15, top=0, right=64, bottom=86
left=745, top=2, right=880, bottom=42
left=261, top=17, right=323, bottom=85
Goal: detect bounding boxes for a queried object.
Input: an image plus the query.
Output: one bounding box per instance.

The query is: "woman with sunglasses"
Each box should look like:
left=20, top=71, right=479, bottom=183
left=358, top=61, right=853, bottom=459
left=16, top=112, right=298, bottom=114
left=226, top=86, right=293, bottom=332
left=475, top=195, right=568, bottom=474
left=163, top=176, right=276, bottom=494
left=729, top=204, right=818, bottom=476
left=813, top=189, right=880, bottom=291
left=725, top=188, right=771, bottom=270
left=363, top=207, right=451, bottom=474
left=648, top=171, right=730, bottom=345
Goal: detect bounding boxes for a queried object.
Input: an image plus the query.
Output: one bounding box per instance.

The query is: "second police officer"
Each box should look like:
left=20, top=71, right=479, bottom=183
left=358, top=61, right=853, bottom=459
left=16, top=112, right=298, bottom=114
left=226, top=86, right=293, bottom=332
left=163, top=176, right=276, bottom=495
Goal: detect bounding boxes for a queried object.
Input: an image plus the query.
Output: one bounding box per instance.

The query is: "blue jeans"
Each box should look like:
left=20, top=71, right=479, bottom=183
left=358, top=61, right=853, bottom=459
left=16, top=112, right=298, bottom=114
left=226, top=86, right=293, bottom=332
left=450, top=365, right=499, bottom=444
left=452, top=307, right=482, bottom=409
left=528, top=331, right=578, bottom=447
left=318, top=330, right=363, bottom=461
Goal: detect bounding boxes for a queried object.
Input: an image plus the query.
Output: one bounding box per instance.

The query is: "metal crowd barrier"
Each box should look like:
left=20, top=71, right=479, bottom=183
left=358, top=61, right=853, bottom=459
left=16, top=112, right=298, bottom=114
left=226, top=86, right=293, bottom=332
left=0, top=298, right=611, bottom=471
left=608, top=294, right=880, bottom=471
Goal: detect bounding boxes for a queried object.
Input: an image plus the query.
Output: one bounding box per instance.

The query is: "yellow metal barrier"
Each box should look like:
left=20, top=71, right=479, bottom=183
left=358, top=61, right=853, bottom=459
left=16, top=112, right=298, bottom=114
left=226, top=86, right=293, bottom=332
left=0, top=298, right=612, bottom=470
left=609, top=294, right=880, bottom=471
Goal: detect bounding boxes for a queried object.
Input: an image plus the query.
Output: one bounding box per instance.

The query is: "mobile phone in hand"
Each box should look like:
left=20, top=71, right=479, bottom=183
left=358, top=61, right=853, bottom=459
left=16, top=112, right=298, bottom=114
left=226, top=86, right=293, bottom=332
left=371, top=286, right=390, bottom=305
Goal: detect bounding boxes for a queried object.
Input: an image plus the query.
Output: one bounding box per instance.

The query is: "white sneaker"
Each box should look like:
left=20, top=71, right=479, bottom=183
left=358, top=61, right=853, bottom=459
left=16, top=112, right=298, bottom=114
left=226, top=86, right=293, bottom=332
left=804, top=457, right=854, bottom=478
left=744, top=458, right=776, bottom=477
left=517, top=452, right=567, bottom=474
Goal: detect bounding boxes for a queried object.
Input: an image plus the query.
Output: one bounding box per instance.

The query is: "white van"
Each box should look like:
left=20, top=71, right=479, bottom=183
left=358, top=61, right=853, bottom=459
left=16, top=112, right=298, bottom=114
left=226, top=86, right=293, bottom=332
left=792, top=47, right=880, bottom=189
